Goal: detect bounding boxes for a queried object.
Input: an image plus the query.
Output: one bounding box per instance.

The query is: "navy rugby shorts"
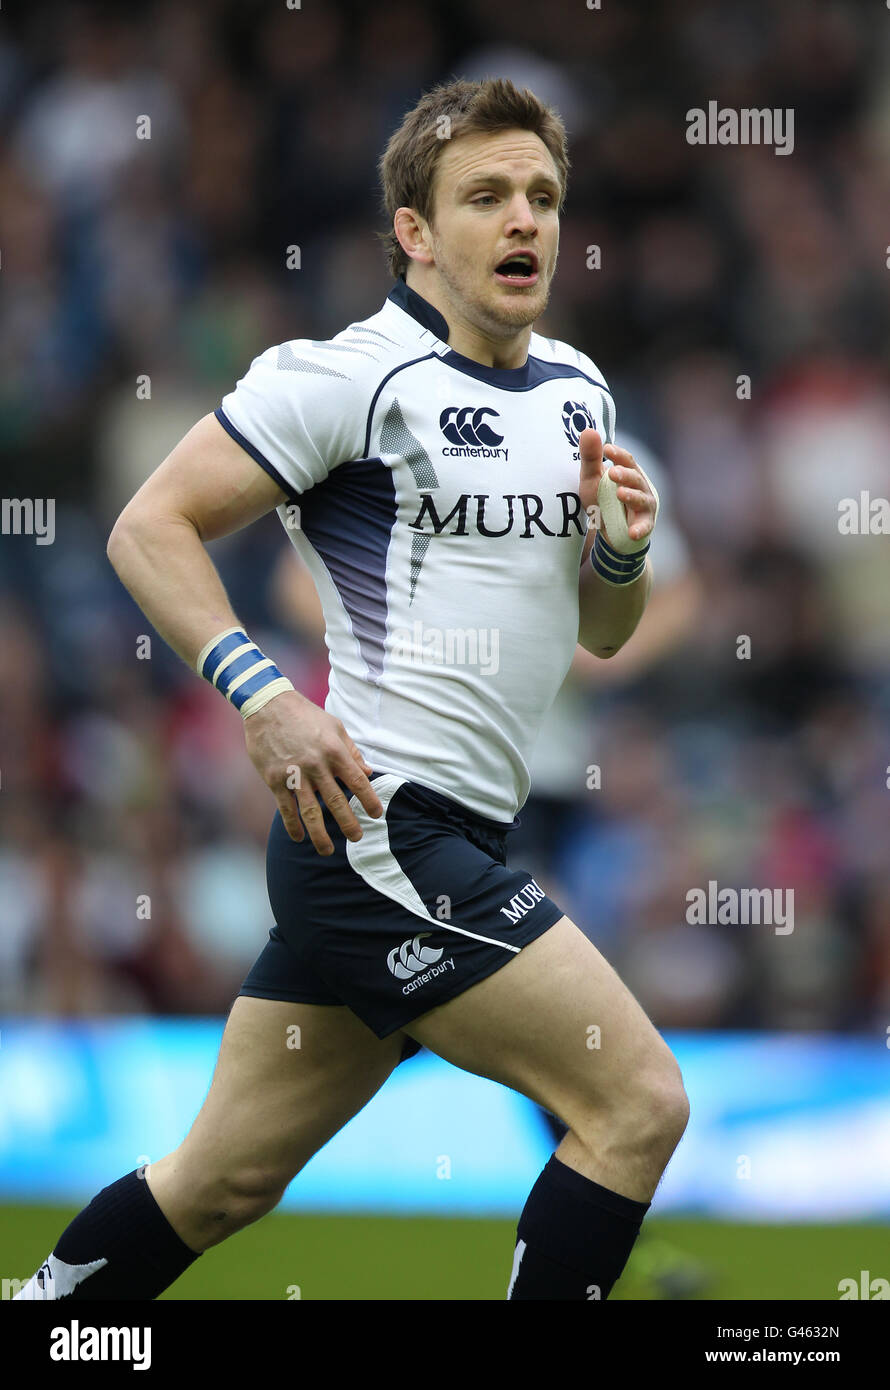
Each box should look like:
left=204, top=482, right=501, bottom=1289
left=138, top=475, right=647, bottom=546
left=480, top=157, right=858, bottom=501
left=239, top=770, right=565, bottom=1044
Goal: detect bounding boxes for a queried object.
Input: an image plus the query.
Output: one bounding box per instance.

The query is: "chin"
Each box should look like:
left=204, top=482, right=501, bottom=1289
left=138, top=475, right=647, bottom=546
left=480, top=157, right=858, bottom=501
left=490, top=290, right=547, bottom=329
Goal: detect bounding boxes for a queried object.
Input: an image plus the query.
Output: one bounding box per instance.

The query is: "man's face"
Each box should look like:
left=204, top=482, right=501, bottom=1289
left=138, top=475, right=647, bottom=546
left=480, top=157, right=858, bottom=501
left=421, top=128, right=562, bottom=339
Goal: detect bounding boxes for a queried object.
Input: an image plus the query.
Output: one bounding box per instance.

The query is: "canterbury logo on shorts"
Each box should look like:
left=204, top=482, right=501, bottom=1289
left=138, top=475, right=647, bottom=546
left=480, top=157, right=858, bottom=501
left=386, top=933, right=444, bottom=980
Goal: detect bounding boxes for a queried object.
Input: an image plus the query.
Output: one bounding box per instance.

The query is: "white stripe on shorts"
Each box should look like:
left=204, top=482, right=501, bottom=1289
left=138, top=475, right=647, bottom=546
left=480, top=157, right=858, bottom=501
left=346, top=773, right=519, bottom=953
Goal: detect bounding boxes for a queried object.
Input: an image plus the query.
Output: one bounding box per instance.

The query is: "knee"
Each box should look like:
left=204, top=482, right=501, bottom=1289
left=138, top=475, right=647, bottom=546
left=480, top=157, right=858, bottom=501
left=626, top=1054, right=690, bottom=1157
left=577, top=1048, right=687, bottom=1163
left=190, top=1160, right=292, bottom=1236
left=148, top=1149, right=294, bottom=1252
left=215, top=1165, right=291, bottom=1219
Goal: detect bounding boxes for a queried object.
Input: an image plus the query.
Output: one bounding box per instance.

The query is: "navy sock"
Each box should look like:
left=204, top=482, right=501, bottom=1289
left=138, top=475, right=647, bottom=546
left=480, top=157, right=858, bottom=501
left=508, top=1154, right=650, bottom=1300
left=16, top=1168, right=200, bottom=1300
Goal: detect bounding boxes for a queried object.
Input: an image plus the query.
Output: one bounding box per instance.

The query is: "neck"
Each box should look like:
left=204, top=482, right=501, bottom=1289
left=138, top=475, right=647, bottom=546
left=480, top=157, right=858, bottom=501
left=404, top=270, right=532, bottom=369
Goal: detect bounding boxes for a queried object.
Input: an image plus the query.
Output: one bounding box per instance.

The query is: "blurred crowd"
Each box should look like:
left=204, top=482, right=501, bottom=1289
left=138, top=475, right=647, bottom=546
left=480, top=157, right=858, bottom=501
left=1, top=0, right=889, bottom=1030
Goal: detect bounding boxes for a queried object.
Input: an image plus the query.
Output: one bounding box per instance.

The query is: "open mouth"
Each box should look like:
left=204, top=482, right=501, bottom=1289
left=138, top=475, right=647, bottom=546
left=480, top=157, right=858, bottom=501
left=494, top=251, right=539, bottom=285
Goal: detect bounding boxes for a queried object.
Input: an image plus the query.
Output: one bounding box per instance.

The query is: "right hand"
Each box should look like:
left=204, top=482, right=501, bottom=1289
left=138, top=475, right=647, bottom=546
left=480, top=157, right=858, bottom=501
left=243, top=689, right=383, bottom=855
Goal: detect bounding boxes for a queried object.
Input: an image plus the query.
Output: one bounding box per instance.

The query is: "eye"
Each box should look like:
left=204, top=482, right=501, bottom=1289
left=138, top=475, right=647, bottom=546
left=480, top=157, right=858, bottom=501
left=534, top=194, right=555, bottom=208
left=472, top=194, right=497, bottom=205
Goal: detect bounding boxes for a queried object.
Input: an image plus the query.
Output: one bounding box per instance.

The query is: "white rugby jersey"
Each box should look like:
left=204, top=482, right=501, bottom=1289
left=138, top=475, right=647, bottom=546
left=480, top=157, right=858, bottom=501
left=216, top=279, right=617, bottom=823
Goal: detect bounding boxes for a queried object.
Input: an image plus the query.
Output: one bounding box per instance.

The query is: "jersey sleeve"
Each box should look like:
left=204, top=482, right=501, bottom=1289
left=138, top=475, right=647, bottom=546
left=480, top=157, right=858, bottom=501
left=576, top=349, right=617, bottom=446
left=216, top=340, right=371, bottom=497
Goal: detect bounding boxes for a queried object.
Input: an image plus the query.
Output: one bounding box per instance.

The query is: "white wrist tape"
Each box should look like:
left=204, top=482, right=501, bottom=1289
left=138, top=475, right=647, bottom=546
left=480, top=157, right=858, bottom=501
left=588, top=451, right=659, bottom=586
left=594, top=454, right=659, bottom=554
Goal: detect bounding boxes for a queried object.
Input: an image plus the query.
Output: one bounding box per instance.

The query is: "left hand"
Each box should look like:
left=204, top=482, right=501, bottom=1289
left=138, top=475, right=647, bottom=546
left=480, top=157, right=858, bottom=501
left=578, top=429, right=658, bottom=547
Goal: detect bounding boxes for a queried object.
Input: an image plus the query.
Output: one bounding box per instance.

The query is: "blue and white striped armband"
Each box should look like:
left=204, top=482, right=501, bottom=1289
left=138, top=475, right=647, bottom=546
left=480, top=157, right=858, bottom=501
left=590, top=531, right=650, bottom=586
left=195, top=626, right=294, bottom=720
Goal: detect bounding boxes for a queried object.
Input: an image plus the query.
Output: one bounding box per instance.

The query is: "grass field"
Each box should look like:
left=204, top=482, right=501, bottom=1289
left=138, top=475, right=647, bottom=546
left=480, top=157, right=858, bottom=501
left=3, top=1206, right=886, bottom=1299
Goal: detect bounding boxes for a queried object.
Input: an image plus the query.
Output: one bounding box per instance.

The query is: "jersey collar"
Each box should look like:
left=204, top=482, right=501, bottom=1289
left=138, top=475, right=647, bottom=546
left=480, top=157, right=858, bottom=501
left=386, top=276, right=538, bottom=387
left=387, top=277, right=450, bottom=343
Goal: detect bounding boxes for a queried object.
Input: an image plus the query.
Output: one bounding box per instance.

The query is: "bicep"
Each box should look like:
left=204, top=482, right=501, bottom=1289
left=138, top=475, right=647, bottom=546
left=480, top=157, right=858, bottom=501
left=112, top=412, right=290, bottom=543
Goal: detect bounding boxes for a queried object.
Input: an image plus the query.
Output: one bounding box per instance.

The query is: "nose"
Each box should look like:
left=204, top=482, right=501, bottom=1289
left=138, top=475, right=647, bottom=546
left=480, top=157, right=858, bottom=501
left=504, top=194, right=538, bottom=237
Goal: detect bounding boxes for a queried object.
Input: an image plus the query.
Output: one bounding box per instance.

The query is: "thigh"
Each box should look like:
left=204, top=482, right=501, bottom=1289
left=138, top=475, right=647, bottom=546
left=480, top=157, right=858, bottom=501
left=162, top=995, right=406, bottom=1186
left=402, top=915, right=678, bottom=1128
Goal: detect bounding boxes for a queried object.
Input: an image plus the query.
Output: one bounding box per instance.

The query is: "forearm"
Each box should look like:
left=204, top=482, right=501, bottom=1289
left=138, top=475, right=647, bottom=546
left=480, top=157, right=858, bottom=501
left=572, top=570, right=699, bottom=681
left=106, top=512, right=245, bottom=671
left=107, top=506, right=383, bottom=854
left=577, top=553, right=653, bottom=657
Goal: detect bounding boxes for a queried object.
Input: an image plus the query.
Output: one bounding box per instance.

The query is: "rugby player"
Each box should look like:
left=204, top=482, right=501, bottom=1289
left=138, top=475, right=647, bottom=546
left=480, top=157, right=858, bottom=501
left=16, top=77, right=688, bottom=1301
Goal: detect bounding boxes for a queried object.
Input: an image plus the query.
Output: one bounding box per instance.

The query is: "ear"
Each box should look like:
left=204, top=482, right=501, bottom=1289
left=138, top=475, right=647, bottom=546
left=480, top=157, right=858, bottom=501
left=393, top=207, right=435, bottom=267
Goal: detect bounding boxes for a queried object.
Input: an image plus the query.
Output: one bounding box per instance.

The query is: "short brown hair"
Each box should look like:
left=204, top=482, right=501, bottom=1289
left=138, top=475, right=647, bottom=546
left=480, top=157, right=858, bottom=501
left=378, top=77, right=569, bottom=279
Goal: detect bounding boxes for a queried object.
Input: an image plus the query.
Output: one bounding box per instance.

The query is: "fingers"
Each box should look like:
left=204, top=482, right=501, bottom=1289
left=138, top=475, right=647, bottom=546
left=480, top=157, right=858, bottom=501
left=274, top=787, right=305, bottom=844
left=578, top=428, right=605, bottom=477
left=604, top=462, right=656, bottom=512
left=332, top=761, right=384, bottom=823
left=310, top=766, right=366, bottom=849
left=294, top=775, right=335, bottom=856
left=603, top=460, right=648, bottom=489
left=276, top=772, right=353, bottom=857
left=617, top=486, right=655, bottom=511
left=604, top=450, right=659, bottom=508
left=612, top=485, right=655, bottom=540
left=276, top=728, right=384, bottom=855
left=342, top=730, right=373, bottom=776
left=329, top=718, right=384, bottom=817
left=603, top=443, right=636, bottom=468
left=625, top=513, right=654, bottom=541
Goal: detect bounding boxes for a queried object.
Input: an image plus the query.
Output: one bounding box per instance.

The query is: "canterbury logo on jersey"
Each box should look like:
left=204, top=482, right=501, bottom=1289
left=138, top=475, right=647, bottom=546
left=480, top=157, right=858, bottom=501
left=440, top=406, right=507, bottom=458
left=408, top=491, right=586, bottom=538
